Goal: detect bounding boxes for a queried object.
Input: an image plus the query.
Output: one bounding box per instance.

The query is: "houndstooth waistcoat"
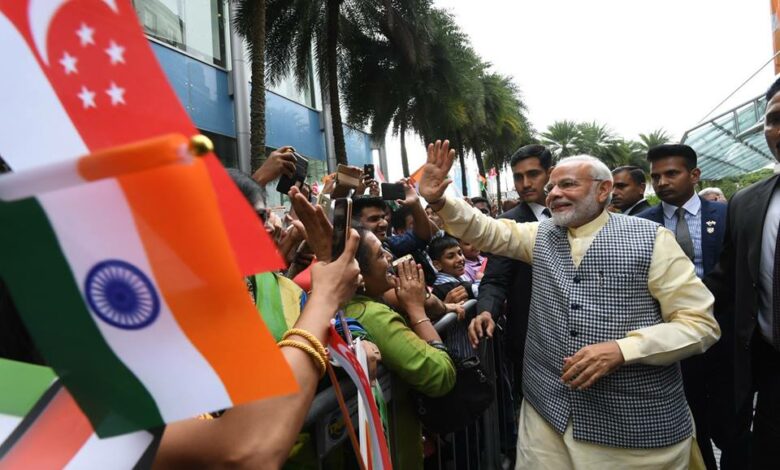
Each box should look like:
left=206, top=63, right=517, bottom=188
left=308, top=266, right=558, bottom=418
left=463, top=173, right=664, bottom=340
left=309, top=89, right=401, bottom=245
left=522, top=214, right=692, bottom=448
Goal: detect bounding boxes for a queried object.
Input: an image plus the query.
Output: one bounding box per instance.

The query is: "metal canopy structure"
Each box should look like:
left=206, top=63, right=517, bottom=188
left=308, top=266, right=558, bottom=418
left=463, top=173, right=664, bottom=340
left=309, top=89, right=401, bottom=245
left=682, top=95, right=773, bottom=180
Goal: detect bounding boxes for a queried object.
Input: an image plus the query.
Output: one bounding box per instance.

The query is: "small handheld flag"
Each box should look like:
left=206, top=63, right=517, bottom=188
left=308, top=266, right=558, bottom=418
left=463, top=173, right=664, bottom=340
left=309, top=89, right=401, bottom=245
left=0, top=359, right=162, bottom=469
left=328, top=323, right=392, bottom=470
left=0, top=135, right=297, bottom=437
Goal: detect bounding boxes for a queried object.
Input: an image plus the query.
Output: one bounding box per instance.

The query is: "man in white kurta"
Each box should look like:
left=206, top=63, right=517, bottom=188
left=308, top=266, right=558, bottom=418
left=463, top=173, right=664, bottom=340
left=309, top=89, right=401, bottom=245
left=419, top=141, right=719, bottom=469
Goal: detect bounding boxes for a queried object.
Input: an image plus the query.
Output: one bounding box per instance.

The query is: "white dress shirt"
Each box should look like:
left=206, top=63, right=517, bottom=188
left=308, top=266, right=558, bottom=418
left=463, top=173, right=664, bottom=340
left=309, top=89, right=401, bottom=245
left=527, top=202, right=550, bottom=221
left=758, top=186, right=780, bottom=344
left=661, top=195, right=704, bottom=278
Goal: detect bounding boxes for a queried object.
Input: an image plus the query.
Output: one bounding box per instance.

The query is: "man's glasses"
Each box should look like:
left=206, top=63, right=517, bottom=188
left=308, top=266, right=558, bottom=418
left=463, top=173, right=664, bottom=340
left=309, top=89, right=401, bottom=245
left=544, top=178, right=604, bottom=196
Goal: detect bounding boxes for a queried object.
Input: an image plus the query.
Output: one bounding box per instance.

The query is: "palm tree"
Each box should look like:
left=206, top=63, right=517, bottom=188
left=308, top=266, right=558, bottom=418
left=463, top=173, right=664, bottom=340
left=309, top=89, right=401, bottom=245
left=408, top=9, right=485, bottom=193
left=483, top=106, right=534, bottom=206
left=637, top=128, right=673, bottom=154
left=576, top=121, right=615, bottom=159
left=264, top=0, right=350, bottom=165
left=467, top=72, right=531, bottom=199
left=340, top=0, right=432, bottom=177
left=233, top=0, right=267, bottom=172
left=601, top=139, right=647, bottom=170
left=574, top=121, right=616, bottom=160
left=541, top=120, right=580, bottom=159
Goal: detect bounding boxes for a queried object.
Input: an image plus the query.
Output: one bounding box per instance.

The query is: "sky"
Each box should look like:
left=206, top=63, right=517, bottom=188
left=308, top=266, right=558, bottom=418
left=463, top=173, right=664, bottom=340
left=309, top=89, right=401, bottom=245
left=383, top=0, right=775, bottom=186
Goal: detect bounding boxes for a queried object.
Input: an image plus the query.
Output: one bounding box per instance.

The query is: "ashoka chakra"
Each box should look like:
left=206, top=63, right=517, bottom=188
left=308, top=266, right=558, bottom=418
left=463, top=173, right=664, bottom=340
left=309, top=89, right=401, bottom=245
left=84, top=260, right=161, bottom=330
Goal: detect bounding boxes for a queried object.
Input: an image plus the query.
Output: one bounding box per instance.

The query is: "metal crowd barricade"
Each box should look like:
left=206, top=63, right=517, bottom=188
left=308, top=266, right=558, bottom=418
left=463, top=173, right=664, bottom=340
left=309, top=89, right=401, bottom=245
left=300, top=301, right=515, bottom=469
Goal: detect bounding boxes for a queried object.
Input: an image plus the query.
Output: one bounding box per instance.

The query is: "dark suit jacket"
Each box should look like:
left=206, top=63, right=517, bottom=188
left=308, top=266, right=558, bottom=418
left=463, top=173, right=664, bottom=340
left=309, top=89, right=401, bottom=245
left=636, top=197, right=727, bottom=276
left=624, top=199, right=651, bottom=216
left=477, top=203, right=537, bottom=360
left=705, top=175, right=779, bottom=409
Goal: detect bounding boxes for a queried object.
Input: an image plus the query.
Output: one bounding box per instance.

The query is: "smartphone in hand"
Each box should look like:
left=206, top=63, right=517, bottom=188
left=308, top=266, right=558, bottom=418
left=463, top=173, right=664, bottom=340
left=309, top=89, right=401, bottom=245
left=276, top=152, right=309, bottom=194
left=363, top=164, right=375, bottom=181
left=331, top=198, right=353, bottom=260
left=390, top=254, right=414, bottom=276
left=381, top=182, right=406, bottom=201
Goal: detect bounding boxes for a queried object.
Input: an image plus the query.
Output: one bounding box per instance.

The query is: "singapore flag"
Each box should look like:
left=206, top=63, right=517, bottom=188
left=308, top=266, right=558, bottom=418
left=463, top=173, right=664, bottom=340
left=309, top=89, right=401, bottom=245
left=0, top=0, right=283, bottom=275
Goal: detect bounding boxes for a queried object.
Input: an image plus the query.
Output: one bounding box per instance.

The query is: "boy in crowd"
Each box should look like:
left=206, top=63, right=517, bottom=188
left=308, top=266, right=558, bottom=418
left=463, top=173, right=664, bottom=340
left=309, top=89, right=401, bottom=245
left=428, top=235, right=477, bottom=302
left=461, top=240, right=485, bottom=282
left=428, top=235, right=475, bottom=359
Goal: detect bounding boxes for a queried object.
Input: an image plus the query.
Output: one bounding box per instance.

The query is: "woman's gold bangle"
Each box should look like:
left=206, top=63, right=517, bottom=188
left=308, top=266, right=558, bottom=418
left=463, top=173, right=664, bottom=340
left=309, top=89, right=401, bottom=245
left=413, top=317, right=432, bottom=327
left=283, top=328, right=328, bottom=359
left=278, top=339, right=327, bottom=377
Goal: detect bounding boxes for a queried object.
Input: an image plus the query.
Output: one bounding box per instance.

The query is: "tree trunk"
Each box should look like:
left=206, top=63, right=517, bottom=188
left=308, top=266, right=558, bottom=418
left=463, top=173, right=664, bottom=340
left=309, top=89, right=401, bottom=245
left=455, top=133, right=467, bottom=196
left=399, top=120, right=410, bottom=177
left=473, top=142, right=488, bottom=199
left=326, top=0, right=348, bottom=165
left=495, top=167, right=503, bottom=209
left=249, top=0, right=266, bottom=173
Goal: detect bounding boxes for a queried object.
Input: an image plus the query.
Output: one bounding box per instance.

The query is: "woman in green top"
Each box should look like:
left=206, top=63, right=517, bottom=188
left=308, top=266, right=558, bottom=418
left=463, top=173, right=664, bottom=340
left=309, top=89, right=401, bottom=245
left=345, top=229, right=456, bottom=469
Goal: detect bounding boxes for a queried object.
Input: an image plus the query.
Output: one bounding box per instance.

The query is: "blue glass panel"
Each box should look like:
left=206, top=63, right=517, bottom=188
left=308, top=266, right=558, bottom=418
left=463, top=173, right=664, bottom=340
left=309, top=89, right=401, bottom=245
left=343, top=125, right=372, bottom=166
left=265, top=91, right=326, bottom=161
left=187, top=62, right=234, bottom=136
left=151, top=42, right=235, bottom=136
left=152, top=42, right=189, bottom=109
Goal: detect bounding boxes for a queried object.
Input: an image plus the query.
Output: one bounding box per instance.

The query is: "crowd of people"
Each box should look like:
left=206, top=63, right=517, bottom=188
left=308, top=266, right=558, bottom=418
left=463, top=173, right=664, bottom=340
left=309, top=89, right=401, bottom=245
left=4, top=77, right=780, bottom=469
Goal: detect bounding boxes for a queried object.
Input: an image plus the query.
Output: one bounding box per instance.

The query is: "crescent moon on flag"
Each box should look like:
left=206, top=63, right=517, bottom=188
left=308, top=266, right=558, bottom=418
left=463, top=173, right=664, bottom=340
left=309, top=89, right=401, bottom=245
left=29, top=0, right=118, bottom=65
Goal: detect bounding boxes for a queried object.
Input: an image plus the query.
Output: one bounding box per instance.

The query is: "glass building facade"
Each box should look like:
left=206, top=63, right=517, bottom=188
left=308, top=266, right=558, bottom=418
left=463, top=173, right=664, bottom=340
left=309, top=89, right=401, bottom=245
left=131, top=0, right=372, bottom=181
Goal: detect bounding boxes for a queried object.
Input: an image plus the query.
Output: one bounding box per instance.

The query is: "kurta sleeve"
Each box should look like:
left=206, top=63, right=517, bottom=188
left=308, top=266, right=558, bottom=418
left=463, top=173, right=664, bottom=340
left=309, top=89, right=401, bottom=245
left=437, top=197, right=538, bottom=263
left=616, top=227, right=721, bottom=365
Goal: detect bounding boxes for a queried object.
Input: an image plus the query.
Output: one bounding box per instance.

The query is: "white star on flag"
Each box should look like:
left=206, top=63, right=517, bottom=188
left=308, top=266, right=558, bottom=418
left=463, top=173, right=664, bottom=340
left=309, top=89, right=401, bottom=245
left=105, top=40, right=125, bottom=65
left=102, top=0, right=118, bottom=11
left=76, top=23, right=95, bottom=47
left=59, top=52, right=78, bottom=75
left=105, top=82, right=126, bottom=106
left=77, top=86, right=96, bottom=109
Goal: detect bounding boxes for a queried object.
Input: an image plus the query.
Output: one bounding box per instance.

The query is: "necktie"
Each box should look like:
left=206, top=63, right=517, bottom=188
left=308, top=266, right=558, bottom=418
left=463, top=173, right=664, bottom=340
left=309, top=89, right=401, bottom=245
left=675, top=207, right=695, bottom=261
left=773, top=221, right=780, bottom=350
left=541, top=208, right=551, bottom=219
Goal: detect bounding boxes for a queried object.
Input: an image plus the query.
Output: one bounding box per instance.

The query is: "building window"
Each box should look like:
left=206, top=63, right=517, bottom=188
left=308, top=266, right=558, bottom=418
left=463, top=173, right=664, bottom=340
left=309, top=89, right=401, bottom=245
left=199, top=129, right=238, bottom=169
left=133, top=0, right=227, bottom=68
left=267, top=72, right=317, bottom=109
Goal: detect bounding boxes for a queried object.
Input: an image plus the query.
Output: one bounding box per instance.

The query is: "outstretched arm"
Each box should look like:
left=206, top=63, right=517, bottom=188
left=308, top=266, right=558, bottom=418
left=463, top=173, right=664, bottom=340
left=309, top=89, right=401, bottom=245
left=396, top=180, right=434, bottom=242
left=418, top=140, right=537, bottom=262
left=154, top=231, right=362, bottom=469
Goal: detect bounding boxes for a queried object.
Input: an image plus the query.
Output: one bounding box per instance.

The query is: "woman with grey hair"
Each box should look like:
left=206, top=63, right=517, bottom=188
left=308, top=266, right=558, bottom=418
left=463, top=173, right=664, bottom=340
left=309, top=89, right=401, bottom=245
left=698, top=187, right=726, bottom=203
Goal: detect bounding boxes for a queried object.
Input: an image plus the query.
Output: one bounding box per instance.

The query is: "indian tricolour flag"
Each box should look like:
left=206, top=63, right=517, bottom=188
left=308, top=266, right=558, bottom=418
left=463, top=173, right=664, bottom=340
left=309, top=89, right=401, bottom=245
left=0, top=135, right=297, bottom=438
left=328, top=325, right=391, bottom=470
left=0, top=359, right=161, bottom=469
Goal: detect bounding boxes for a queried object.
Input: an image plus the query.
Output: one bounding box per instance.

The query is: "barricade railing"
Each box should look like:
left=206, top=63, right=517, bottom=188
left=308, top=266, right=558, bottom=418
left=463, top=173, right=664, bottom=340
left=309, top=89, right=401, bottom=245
left=300, top=300, right=514, bottom=469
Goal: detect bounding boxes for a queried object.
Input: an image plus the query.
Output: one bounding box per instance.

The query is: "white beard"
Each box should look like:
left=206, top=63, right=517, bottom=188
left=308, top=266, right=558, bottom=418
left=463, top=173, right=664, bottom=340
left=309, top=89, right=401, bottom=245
left=551, top=188, right=603, bottom=228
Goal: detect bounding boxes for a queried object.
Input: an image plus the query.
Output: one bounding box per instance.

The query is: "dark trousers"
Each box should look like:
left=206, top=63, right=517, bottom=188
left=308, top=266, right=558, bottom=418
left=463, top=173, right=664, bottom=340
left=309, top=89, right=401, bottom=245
left=681, top=354, right=717, bottom=470
left=749, top=338, right=780, bottom=469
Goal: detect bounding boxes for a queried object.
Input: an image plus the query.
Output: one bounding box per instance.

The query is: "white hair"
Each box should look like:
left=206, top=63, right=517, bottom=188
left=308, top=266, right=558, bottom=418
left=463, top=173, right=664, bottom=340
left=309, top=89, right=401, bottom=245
left=698, top=187, right=725, bottom=198
left=556, top=155, right=613, bottom=183
left=555, top=155, right=613, bottom=206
